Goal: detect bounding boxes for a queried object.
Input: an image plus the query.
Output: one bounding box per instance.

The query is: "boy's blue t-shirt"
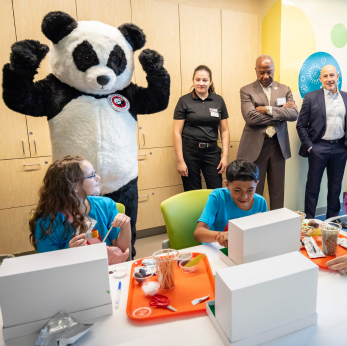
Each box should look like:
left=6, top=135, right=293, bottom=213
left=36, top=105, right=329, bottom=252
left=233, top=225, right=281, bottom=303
left=198, top=188, right=267, bottom=232
left=35, top=196, right=120, bottom=253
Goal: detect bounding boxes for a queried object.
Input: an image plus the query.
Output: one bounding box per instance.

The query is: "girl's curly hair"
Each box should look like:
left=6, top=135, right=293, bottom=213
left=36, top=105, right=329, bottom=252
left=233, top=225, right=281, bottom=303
left=29, top=156, right=89, bottom=250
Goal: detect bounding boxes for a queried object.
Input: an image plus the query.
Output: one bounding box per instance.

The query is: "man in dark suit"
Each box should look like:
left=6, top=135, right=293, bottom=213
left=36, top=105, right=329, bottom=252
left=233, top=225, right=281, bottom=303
left=237, top=55, right=298, bottom=210
left=297, top=65, right=347, bottom=222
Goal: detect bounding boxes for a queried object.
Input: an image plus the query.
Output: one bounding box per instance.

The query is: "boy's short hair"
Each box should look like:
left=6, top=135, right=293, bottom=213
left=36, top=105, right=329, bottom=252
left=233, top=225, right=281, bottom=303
left=226, top=159, right=259, bottom=183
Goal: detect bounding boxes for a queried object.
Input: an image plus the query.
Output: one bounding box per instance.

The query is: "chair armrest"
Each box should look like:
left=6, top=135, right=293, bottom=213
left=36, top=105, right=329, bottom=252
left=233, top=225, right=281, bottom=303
left=162, top=239, right=170, bottom=249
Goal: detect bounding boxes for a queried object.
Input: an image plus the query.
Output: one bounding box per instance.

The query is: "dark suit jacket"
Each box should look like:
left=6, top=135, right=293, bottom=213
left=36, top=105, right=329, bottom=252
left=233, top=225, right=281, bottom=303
left=296, top=88, right=347, bottom=157
left=237, top=81, right=298, bottom=162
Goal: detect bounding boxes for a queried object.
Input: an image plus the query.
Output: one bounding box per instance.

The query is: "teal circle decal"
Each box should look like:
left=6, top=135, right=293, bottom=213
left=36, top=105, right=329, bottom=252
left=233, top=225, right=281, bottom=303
left=331, top=23, right=347, bottom=48
left=299, top=52, right=342, bottom=98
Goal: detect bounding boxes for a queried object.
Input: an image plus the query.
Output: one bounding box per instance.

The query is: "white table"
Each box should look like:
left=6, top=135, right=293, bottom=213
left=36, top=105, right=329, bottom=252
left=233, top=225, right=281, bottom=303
left=1, top=241, right=347, bottom=346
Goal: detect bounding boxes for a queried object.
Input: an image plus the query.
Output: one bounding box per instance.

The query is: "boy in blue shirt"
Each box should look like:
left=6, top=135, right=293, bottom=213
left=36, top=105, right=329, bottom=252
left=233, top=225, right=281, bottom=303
left=194, top=159, right=267, bottom=247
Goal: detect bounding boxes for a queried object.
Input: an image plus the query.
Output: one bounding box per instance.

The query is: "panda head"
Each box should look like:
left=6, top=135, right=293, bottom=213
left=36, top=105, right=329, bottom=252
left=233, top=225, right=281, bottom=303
left=42, top=11, right=146, bottom=95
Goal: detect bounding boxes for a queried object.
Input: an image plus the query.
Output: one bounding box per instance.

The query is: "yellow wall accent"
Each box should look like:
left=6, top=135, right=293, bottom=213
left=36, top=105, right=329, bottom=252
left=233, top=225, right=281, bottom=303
left=279, top=3, right=319, bottom=211
left=261, top=0, right=281, bottom=81
left=280, top=1, right=316, bottom=93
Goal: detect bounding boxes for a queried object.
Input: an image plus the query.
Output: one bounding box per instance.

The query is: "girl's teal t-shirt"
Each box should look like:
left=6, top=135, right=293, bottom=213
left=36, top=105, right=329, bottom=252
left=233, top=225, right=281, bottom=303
left=198, top=188, right=268, bottom=232
left=35, top=196, right=120, bottom=253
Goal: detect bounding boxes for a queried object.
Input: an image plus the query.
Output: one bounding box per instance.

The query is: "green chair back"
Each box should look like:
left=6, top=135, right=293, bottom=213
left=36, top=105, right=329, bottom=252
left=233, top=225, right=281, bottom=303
left=160, top=189, right=213, bottom=250
left=116, top=203, right=125, bottom=214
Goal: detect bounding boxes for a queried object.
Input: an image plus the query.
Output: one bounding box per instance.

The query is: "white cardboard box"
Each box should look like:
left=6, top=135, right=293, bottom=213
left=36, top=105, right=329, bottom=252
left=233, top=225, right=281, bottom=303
left=0, top=243, right=112, bottom=340
left=228, top=208, right=301, bottom=264
left=215, top=251, right=318, bottom=345
left=206, top=301, right=317, bottom=346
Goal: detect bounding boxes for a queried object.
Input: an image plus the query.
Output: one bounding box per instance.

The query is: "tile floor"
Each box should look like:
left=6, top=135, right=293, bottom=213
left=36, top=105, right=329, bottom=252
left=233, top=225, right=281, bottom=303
left=134, top=233, right=168, bottom=260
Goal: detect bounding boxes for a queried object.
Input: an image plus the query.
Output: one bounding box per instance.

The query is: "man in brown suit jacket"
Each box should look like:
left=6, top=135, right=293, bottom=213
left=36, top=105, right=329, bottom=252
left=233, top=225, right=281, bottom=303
left=237, top=55, right=298, bottom=210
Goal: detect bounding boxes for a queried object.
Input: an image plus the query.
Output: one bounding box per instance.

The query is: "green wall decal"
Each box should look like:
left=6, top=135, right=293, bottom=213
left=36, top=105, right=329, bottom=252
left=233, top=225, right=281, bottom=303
left=331, top=23, right=347, bottom=48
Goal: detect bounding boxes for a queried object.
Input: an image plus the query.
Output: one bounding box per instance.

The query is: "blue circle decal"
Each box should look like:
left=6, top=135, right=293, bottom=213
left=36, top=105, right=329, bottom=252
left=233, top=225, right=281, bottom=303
left=299, top=52, right=342, bottom=98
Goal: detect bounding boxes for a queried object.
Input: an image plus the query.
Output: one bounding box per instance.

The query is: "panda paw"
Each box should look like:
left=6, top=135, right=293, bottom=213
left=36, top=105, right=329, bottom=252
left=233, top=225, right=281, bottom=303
left=139, top=49, right=164, bottom=74
left=10, top=40, right=49, bottom=71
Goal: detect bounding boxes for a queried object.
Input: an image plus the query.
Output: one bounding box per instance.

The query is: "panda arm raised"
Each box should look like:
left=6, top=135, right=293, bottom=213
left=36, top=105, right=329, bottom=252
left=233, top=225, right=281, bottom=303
left=2, top=40, right=52, bottom=117
left=2, top=40, right=80, bottom=119
left=132, top=49, right=170, bottom=114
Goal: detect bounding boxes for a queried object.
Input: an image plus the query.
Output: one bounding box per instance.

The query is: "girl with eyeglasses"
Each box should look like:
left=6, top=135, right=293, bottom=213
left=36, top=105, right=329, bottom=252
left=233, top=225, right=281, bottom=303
left=29, top=156, right=131, bottom=264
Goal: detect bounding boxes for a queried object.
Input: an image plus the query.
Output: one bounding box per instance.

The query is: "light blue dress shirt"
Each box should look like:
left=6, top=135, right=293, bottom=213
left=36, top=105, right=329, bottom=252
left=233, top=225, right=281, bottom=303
left=322, top=88, right=346, bottom=140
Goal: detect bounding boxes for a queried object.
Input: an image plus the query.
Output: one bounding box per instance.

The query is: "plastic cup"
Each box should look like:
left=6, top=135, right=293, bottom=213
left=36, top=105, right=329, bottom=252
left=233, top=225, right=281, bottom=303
left=320, top=222, right=341, bottom=256
left=152, top=249, right=179, bottom=290
left=111, top=264, right=128, bottom=279
left=133, top=270, right=154, bottom=284
left=301, top=226, right=314, bottom=237
left=294, top=210, right=306, bottom=227
left=179, top=260, right=197, bottom=273
left=177, top=252, right=192, bottom=265
left=141, top=281, right=160, bottom=296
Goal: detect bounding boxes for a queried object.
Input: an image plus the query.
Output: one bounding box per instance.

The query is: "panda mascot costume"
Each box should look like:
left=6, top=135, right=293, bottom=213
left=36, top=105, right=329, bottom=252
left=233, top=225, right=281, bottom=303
left=2, top=11, right=170, bottom=257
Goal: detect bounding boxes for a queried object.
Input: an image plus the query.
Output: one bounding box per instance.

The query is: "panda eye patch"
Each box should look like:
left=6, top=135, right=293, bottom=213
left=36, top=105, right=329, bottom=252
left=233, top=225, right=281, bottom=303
left=73, top=40, right=99, bottom=72
left=82, top=54, right=95, bottom=65
left=107, top=45, right=127, bottom=76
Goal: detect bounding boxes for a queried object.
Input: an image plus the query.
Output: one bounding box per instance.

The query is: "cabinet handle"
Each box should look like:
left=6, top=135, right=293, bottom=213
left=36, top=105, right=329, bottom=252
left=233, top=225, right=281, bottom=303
left=22, top=140, right=25, bottom=154
left=137, top=154, right=146, bottom=157
left=24, top=163, right=40, bottom=167
left=34, top=140, right=37, bottom=153
left=142, top=133, right=145, bottom=146
left=138, top=195, right=149, bottom=198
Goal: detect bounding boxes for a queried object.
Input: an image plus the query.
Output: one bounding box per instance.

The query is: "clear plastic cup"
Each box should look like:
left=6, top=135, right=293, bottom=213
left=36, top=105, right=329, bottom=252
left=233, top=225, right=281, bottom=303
left=301, top=226, right=314, bottom=237
left=152, top=249, right=179, bottom=290
left=141, top=281, right=160, bottom=296
left=177, top=252, right=192, bottom=265
left=111, top=264, right=128, bottom=279
left=294, top=210, right=306, bottom=228
left=179, top=260, right=197, bottom=273
left=133, top=270, right=154, bottom=284
left=320, top=222, right=341, bottom=256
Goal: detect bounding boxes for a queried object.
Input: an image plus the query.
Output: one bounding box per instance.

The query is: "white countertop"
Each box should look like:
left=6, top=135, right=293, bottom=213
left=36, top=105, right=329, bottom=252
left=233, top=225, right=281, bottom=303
left=1, top=240, right=346, bottom=346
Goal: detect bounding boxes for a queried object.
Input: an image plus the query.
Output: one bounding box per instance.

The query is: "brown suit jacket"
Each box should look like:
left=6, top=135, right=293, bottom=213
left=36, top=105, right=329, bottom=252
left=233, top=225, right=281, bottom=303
left=237, top=81, right=298, bottom=162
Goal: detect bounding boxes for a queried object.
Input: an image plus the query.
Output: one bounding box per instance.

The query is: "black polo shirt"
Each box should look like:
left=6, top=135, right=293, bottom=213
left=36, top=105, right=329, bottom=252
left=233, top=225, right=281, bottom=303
left=174, top=90, right=229, bottom=142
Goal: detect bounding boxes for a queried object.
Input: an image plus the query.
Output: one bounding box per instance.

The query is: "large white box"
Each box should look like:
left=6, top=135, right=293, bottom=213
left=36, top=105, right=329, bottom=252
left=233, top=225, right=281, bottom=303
left=215, top=252, right=318, bottom=345
left=227, top=208, right=301, bottom=264
left=0, top=243, right=112, bottom=340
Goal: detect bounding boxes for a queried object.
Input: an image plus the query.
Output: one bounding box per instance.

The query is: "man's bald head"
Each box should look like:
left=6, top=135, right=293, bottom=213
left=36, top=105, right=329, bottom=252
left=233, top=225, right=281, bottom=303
left=255, top=55, right=275, bottom=87
left=255, top=55, right=274, bottom=69
left=319, top=64, right=339, bottom=92
left=320, top=65, right=337, bottom=76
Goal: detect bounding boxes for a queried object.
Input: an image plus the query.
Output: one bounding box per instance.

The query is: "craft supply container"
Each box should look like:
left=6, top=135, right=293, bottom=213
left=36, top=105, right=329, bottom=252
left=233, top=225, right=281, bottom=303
left=301, top=226, right=314, bottom=237
left=320, top=222, right=341, bottom=256
left=133, top=271, right=154, bottom=284
left=179, top=260, right=197, bottom=273
left=152, top=249, right=179, bottom=290
left=177, top=252, right=192, bottom=265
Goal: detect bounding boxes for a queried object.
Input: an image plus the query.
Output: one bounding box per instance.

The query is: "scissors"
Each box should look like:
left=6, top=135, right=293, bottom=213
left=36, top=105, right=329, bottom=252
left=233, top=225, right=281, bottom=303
left=149, top=294, right=177, bottom=312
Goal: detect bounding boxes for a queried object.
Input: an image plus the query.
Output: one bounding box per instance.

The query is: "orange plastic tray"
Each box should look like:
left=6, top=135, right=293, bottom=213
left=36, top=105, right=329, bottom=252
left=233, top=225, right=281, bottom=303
left=301, top=234, right=347, bottom=269
left=126, top=253, right=215, bottom=321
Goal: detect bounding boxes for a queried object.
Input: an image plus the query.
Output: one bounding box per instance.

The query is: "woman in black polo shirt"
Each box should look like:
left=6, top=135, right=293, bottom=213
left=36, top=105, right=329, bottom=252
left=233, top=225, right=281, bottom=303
left=173, top=65, right=230, bottom=191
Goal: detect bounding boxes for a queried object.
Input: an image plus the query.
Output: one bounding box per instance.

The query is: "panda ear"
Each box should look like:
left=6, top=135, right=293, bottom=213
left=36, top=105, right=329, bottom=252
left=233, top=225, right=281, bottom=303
left=118, top=23, right=146, bottom=52
left=42, top=11, right=78, bottom=44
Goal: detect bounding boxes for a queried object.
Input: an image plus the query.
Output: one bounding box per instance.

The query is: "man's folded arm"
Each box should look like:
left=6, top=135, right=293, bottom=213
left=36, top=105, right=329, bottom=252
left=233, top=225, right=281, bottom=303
left=272, top=87, right=298, bottom=122
left=240, top=89, right=281, bottom=126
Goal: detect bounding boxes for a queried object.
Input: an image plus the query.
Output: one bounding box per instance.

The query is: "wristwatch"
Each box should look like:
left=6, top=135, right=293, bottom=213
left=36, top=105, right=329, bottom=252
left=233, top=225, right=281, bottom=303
left=266, top=106, right=271, bottom=114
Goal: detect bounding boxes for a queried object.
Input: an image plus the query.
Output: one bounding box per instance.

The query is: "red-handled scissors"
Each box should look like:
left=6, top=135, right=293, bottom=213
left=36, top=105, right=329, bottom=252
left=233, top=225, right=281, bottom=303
left=149, top=294, right=177, bottom=312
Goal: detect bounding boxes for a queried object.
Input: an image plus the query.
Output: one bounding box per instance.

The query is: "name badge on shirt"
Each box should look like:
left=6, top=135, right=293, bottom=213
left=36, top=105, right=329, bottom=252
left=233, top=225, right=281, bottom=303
left=276, top=97, right=286, bottom=106
left=209, top=108, right=219, bottom=117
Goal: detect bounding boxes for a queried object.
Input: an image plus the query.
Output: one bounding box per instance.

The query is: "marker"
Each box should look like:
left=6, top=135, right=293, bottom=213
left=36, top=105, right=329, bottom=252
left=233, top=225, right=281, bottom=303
left=115, top=282, right=122, bottom=309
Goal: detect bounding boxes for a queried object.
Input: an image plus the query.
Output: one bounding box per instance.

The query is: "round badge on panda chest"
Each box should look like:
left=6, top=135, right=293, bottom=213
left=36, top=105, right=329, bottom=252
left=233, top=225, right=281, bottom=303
left=107, top=93, right=130, bottom=112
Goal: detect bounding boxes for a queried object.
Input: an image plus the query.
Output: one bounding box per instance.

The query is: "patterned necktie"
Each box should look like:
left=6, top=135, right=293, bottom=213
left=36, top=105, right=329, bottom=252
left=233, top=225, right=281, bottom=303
left=264, top=86, right=276, bottom=137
